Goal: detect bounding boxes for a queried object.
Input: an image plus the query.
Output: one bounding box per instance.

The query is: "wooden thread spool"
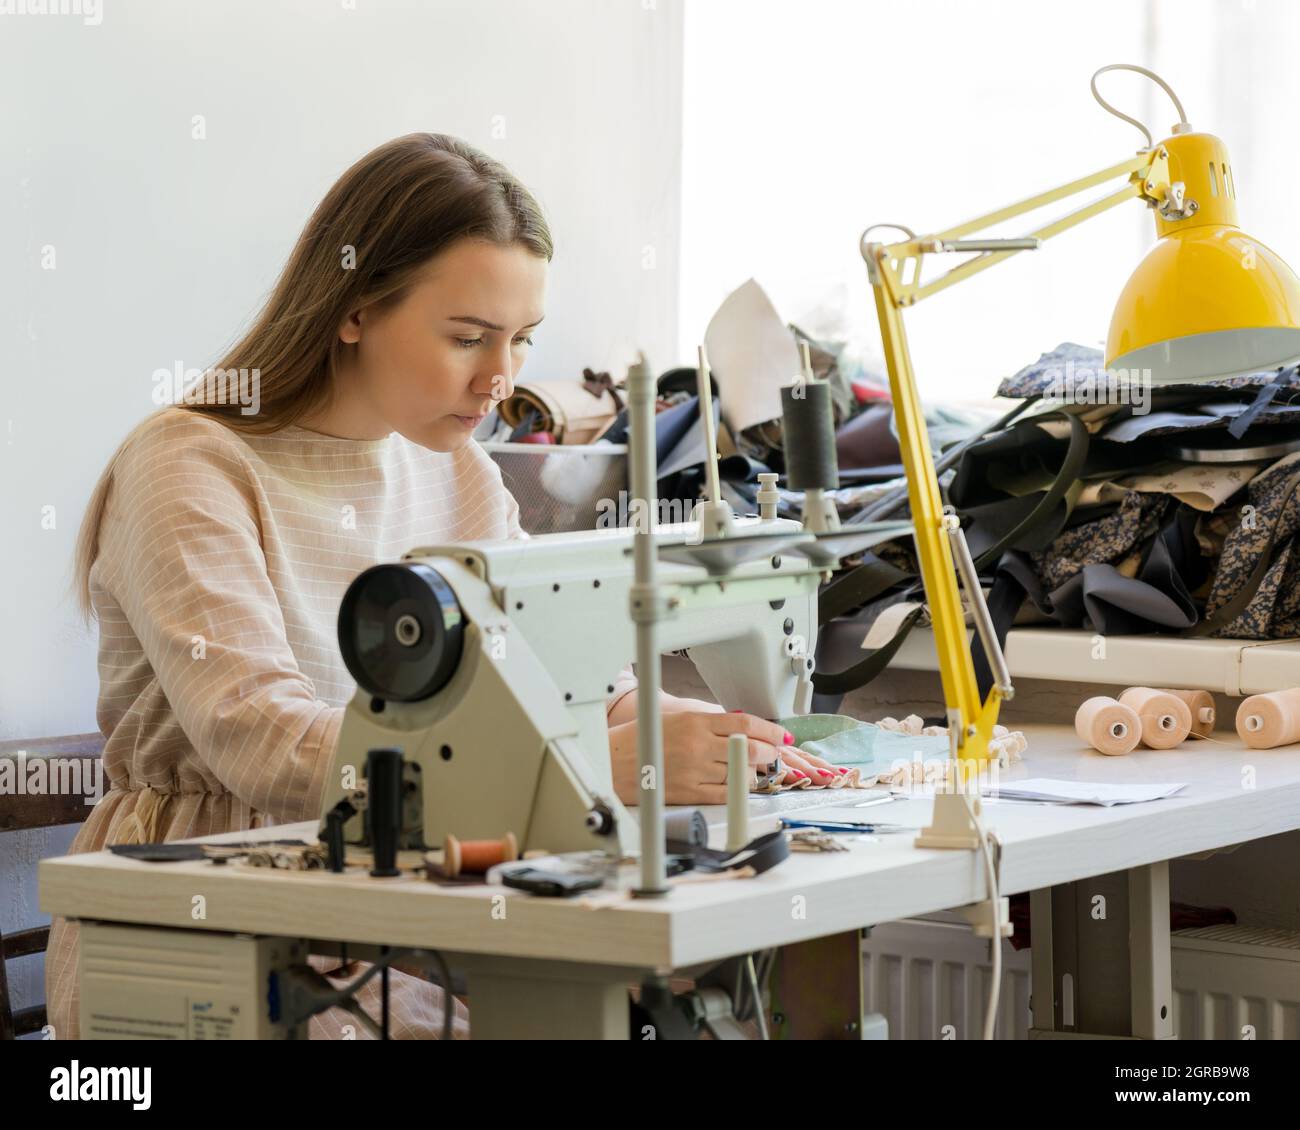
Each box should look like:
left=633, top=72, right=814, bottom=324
left=443, top=832, right=518, bottom=878
left=1118, top=687, right=1192, bottom=749
left=1167, top=689, right=1216, bottom=738
left=1075, top=696, right=1142, bottom=756
left=1235, top=688, right=1300, bottom=750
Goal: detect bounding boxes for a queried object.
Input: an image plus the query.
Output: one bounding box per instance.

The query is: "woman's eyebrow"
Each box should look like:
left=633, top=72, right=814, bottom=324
left=448, top=315, right=545, bottom=331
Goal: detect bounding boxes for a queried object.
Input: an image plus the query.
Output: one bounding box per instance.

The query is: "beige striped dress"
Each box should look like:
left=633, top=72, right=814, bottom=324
left=47, top=406, right=636, bottom=1039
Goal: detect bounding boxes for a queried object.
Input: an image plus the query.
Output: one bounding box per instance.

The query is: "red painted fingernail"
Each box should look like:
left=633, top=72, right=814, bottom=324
left=837, top=768, right=849, bottom=775
left=792, top=769, right=808, bottom=779
left=783, top=732, right=794, bottom=745
left=731, top=709, right=744, bottom=713
left=818, top=769, right=834, bottom=779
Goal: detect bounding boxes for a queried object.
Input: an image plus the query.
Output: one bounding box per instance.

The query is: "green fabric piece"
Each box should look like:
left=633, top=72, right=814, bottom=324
left=779, top=713, right=949, bottom=771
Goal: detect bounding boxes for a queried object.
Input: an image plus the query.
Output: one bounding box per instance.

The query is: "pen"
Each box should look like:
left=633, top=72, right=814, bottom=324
left=780, top=818, right=906, bottom=834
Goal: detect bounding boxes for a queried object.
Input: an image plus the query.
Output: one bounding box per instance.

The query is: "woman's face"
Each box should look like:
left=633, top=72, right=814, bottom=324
left=338, top=237, right=547, bottom=450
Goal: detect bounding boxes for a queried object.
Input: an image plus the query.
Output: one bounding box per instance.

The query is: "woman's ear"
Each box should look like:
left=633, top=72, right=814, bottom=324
left=337, top=308, right=363, bottom=345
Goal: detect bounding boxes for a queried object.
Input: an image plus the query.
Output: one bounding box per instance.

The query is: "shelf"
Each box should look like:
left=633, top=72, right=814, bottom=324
left=887, top=626, right=1300, bottom=696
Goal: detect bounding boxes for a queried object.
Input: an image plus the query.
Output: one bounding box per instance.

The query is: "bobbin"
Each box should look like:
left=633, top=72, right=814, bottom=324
left=443, top=832, right=519, bottom=878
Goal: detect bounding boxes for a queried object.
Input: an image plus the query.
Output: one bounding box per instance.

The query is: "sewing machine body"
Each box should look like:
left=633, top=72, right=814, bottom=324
left=320, top=516, right=820, bottom=858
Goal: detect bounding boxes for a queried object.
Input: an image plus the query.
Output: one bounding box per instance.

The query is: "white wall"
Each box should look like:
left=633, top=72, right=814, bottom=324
left=679, top=0, right=1300, bottom=397
left=0, top=0, right=683, bottom=1019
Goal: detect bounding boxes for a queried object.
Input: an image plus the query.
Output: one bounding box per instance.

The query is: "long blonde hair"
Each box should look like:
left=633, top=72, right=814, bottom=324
left=73, top=133, right=552, bottom=619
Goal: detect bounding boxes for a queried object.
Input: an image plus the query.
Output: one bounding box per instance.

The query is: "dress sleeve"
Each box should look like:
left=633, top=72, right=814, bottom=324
left=96, top=417, right=341, bottom=823
left=605, top=666, right=639, bottom=721
left=503, top=482, right=530, bottom=542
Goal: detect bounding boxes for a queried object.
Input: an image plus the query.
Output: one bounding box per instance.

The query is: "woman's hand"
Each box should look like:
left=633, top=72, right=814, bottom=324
left=608, top=709, right=846, bottom=806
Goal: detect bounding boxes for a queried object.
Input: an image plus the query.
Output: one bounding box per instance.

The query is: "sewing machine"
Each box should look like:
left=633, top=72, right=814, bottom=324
left=317, top=347, right=917, bottom=871
left=319, top=516, right=833, bottom=861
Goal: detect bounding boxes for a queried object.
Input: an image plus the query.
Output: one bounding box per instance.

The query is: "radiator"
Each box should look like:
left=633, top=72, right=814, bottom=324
left=862, top=918, right=1033, bottom=1040
left=1171, top=925, right=1300, bottom=1040
left=861, top=918, right=1300, bottom=1039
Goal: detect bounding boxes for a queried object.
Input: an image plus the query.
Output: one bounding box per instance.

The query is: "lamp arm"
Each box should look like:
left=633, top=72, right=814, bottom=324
left=860, top=146, right=1173, bottom=763
left=868, top=280, right=999, bottom=762
left=867, top=147, right=1174, bottom=307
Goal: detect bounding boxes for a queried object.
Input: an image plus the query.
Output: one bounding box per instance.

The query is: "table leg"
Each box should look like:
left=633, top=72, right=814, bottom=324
left=768, top=930, right=867, bottom=1039
left=458, top=956, right=632, bottom=1039
left=1129, top=860, right=1175, bottom=1040
left=1028, top=862, right=1174, bottom=1039
left=1029, top=888, right=1056, bottom=1032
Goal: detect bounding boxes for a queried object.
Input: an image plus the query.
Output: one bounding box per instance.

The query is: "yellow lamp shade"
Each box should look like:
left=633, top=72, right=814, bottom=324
left=1106, top=132, right=1300, bottom=383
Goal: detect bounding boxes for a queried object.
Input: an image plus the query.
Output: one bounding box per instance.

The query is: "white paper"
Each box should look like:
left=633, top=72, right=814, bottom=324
left=1104, top=411, right=1218, bottom=442
left=703, top=278, right=802, bottom=433
left=861, top=600, right=922, bottom=650
left=984, top=777, right=1186, bottom=806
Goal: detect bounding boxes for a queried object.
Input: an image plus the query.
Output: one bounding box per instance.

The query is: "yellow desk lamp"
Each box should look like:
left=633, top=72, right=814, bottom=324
left=863, top=63, right=1300, bottom=852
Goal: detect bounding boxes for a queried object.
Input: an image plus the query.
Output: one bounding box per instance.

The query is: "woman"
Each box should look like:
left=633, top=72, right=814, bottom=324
left=51, top=133, right=843, bottom=1040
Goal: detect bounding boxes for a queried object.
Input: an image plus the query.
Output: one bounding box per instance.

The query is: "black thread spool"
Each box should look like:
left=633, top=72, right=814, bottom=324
left=366, top=747, right=404, bottom=878
left=780, top=381, right=839, bottom=491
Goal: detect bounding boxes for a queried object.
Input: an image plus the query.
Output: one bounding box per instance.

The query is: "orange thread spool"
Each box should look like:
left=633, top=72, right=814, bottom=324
left=443, top=832, right=518, bottom=878
left=1075, top=696, right=1142, bottom=755
left=1166, top=689, right=1216, bottom=737
left=1235, top=688, right=1300, bottom=750
left=1118, top=687, right=1192, bottom=749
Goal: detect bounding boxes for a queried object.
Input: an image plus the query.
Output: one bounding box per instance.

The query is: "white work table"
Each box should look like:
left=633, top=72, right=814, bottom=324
left=39, top=724, right=1300, bottom=1039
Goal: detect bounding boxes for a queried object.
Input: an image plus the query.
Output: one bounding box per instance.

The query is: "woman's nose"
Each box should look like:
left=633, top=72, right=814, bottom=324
left=476, top=362, right=514, bottom=403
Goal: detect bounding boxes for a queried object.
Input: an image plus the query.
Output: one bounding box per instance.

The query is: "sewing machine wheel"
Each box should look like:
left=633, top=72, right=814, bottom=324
left=338, top=563, right=464, bottom=702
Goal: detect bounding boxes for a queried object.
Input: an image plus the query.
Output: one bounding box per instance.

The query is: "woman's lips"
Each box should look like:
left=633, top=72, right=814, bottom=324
left=453, top=414, right=486, bottom=429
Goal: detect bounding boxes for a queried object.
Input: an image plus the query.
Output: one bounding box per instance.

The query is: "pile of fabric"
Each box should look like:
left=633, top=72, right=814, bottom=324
left=482, top=280, right=994, bottom=529
left=486, top=282, right=1300, bottom=707
left=817, top=341, right=1300, bottom=700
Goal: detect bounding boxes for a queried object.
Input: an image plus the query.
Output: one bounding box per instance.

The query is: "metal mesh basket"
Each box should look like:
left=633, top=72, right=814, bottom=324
left=484, top=442, right=628, bottom=534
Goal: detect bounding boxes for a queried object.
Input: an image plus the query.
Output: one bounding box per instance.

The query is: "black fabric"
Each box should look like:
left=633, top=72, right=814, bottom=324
left=817, top=554, right=913, bottom=625
left=109, top=839, right=311, bottom=862
left=968, top=502, right=1203, bottom=666
left=970, top=561, right=1028, bottom=700
left=812, top=604, right=926, bottom=697
left=951, top=411, right=1091, bottom=566
left=657, top=366, right=719, bottom=400
left=811, top=412, right=1090, bottom=699
left=670, top=829, right=790, bottom=875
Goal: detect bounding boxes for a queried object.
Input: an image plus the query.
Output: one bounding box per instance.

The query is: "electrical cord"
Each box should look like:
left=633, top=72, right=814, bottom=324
left=969, top=803, right=1004, bottom=1041
left=1091, top=64, right=1189, bottom=148
left=745, top=955, right=770, bottom=1040
left=725, top=949, right=777, bottom=1038
left=860, top=222, right=918, bottom=244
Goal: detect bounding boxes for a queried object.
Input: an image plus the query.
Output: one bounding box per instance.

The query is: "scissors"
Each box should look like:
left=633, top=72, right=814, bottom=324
left=779, top=817, right=907, bottom=834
